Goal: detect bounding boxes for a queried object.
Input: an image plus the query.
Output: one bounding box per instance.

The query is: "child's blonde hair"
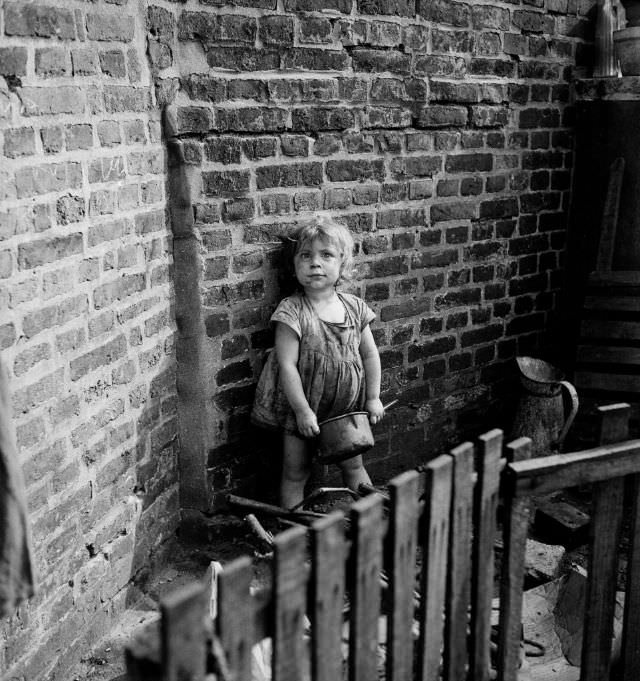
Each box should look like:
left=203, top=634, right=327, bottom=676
left=288, top=216, right=355, bottom=286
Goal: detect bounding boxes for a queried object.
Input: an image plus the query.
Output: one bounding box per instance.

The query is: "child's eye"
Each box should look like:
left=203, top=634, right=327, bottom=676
left=322, top=252, right=334, bottom=259
left=300, top=252, right=311, bottom=260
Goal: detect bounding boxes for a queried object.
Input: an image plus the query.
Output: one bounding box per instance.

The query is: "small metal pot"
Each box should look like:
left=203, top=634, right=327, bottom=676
left=316, top=400, right=397, bottom=464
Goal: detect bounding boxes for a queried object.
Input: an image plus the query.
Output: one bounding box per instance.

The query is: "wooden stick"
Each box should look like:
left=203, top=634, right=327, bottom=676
left=496, top=438, right=532, bottom=681
left=621, top=473, right=640, bottom=679
left=349, top=494, right=384, bottom=681
left=417, top=455, right=452, bottom=681
left=161, top=582, right=208, bottom=681
left=273, top=526, right=309, bottom=681
left=581, top=404, right=629, bottom=681
left=444, top=442, right=474, bottom=681
left=386, top=470, right=420, bottom=681
left=245, top=513, right=275, bottom=552
left=310, top=512, right=347, bottom=681
left=470, top=429, right=502, bottom=681
left=226, top=493, right=325, bottom=523
left=217, top=556, right=254, bottom=681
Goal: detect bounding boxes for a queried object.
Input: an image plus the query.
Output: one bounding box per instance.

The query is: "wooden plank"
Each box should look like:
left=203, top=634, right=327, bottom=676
left=161, top=582, right=208, bottom=681
left=310, top=512, right=347, bottom=681
left=580, top=319, right=640, bottom=340
left=509, top=439, right=640, bottom=494
left=594, top=156, right=624, bottom=274
left=575, top=371, right=640, bottom=393
left=583, top=295, right=640, bottom=312
left=588, top=271, right=640, bottom=285
left=349, top=493, right=385, bottom=681
left=505, top=436, right=533, bottom=464
left=217, top=556, right=254, bottom=681
left=417, top=455, right=452, bottom=681
left=496, top=438, right=532, bottom=681
left=580, top=478, right=625, bottom=681
left=386, top=470, right=420, bottom=681
left=620, top=473, right=640, bottom=680
left=273, top=525, right=309, bottom=681
left=470, top=429, right=502, bottom=681
left=577, top=345, right=640, bottom=365
left=597, top=403, right=630, bottom=444
left=444, top=442, right=475, bottom=681
left=581, top=403, right=629, bottom=681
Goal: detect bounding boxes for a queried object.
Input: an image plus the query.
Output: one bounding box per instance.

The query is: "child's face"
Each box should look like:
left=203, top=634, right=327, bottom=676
left=294, top=237, right=343, bottom=292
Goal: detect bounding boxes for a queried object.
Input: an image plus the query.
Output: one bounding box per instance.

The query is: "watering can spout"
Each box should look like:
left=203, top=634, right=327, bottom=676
left=511, top=357, right=579, bottom=456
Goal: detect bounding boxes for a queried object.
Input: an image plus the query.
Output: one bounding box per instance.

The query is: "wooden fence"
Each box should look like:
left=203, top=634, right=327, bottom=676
left=126, top=404, right=640, bottom=681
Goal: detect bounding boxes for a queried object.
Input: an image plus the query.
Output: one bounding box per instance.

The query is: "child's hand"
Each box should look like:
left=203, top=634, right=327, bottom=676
left=295, top=408, right=320, bottom=439
left=366, top=398, right=385, bottom=425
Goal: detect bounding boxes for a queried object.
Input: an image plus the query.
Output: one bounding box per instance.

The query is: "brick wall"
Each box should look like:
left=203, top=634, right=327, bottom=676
left=1, top=1, right=178, bottom=678
left=149, top=0, right=596, bottom=515
left=0, top=0, right=597, bottom=674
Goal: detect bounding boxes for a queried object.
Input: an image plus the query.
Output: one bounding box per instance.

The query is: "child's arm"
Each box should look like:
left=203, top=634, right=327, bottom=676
left=359, top=325, right=385, bottom=424
left=275, top=322, right=320, bottom=438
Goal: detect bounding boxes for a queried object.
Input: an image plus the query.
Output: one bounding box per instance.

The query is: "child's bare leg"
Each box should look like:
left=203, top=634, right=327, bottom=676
left=281, top=432, right=312, bottom=510
left=338, top=455, right=371, bottom=493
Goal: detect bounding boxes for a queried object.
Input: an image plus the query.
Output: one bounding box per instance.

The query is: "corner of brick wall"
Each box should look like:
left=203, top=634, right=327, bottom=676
left=145, top=0, right=596, bottom=505
left=0, top=1, right=179, bottom=677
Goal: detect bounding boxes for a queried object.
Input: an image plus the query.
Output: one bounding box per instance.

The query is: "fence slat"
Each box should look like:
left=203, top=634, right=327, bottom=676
left=217, top=556, right=254, bottom=681
left=160, top=581, right=208, bottom=681
left=310, top=512, right=347, bottom=681
left=497, top=437, right=532, bottom=681
left=581, top=404, right=629, bottom=681
left=444, top=442, right=475, bottom=681
left=386, top=470, right=421, bottom=681
left=349, top=493, right=385, bottom=681
left=580, top=478, right=624, bottom=681
left=417, top=455, right=452, bottom=681
left=273, top=525, right=309, bottom=681
left=621, top=473, right=640, bottom=679
left=470, top=429, right=502, bottom=681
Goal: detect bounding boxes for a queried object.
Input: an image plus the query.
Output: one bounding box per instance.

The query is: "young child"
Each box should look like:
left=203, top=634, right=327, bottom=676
left=251, top=216, right=385, bottom=509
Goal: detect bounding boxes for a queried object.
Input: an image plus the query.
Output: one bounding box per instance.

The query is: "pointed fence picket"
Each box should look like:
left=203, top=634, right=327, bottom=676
left=126, top=404, right=640, bottom=681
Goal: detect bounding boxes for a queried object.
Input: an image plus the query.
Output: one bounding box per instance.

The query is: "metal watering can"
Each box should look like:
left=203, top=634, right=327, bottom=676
left=510, top=357, right=579, bottom=457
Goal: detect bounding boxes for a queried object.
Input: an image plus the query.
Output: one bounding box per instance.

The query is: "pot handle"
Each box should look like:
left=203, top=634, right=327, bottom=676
left=382, top=399, right=398, bottom=412
left=557, top=380, right=579, bottom=451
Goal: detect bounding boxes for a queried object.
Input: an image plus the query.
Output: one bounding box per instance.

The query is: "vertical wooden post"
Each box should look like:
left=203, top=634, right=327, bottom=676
left=273, top=525, right=309, bottom=681
left=217, top=556, right=254, bottom=681
left=417, top=455, right=452, bottom=681
left=470, top=429, right=503, bottom=681
left=444, top=442, right=475, bottom=681
left=161, top=581, right=208, bottom=681
left=621, top=472, right=640, bottom=679
left=496, top=437, right=532, bottom=681
left=386, top=470, right=420, bottom=681
left=349, top=493, right=384, bottom=681
left=581, top=404, right=629, bottom=681
left=310, top=512, right=347, bottom=681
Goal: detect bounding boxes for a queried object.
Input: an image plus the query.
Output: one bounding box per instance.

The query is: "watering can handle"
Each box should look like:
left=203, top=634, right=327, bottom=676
left=557, top=380, right=579, bottom=450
